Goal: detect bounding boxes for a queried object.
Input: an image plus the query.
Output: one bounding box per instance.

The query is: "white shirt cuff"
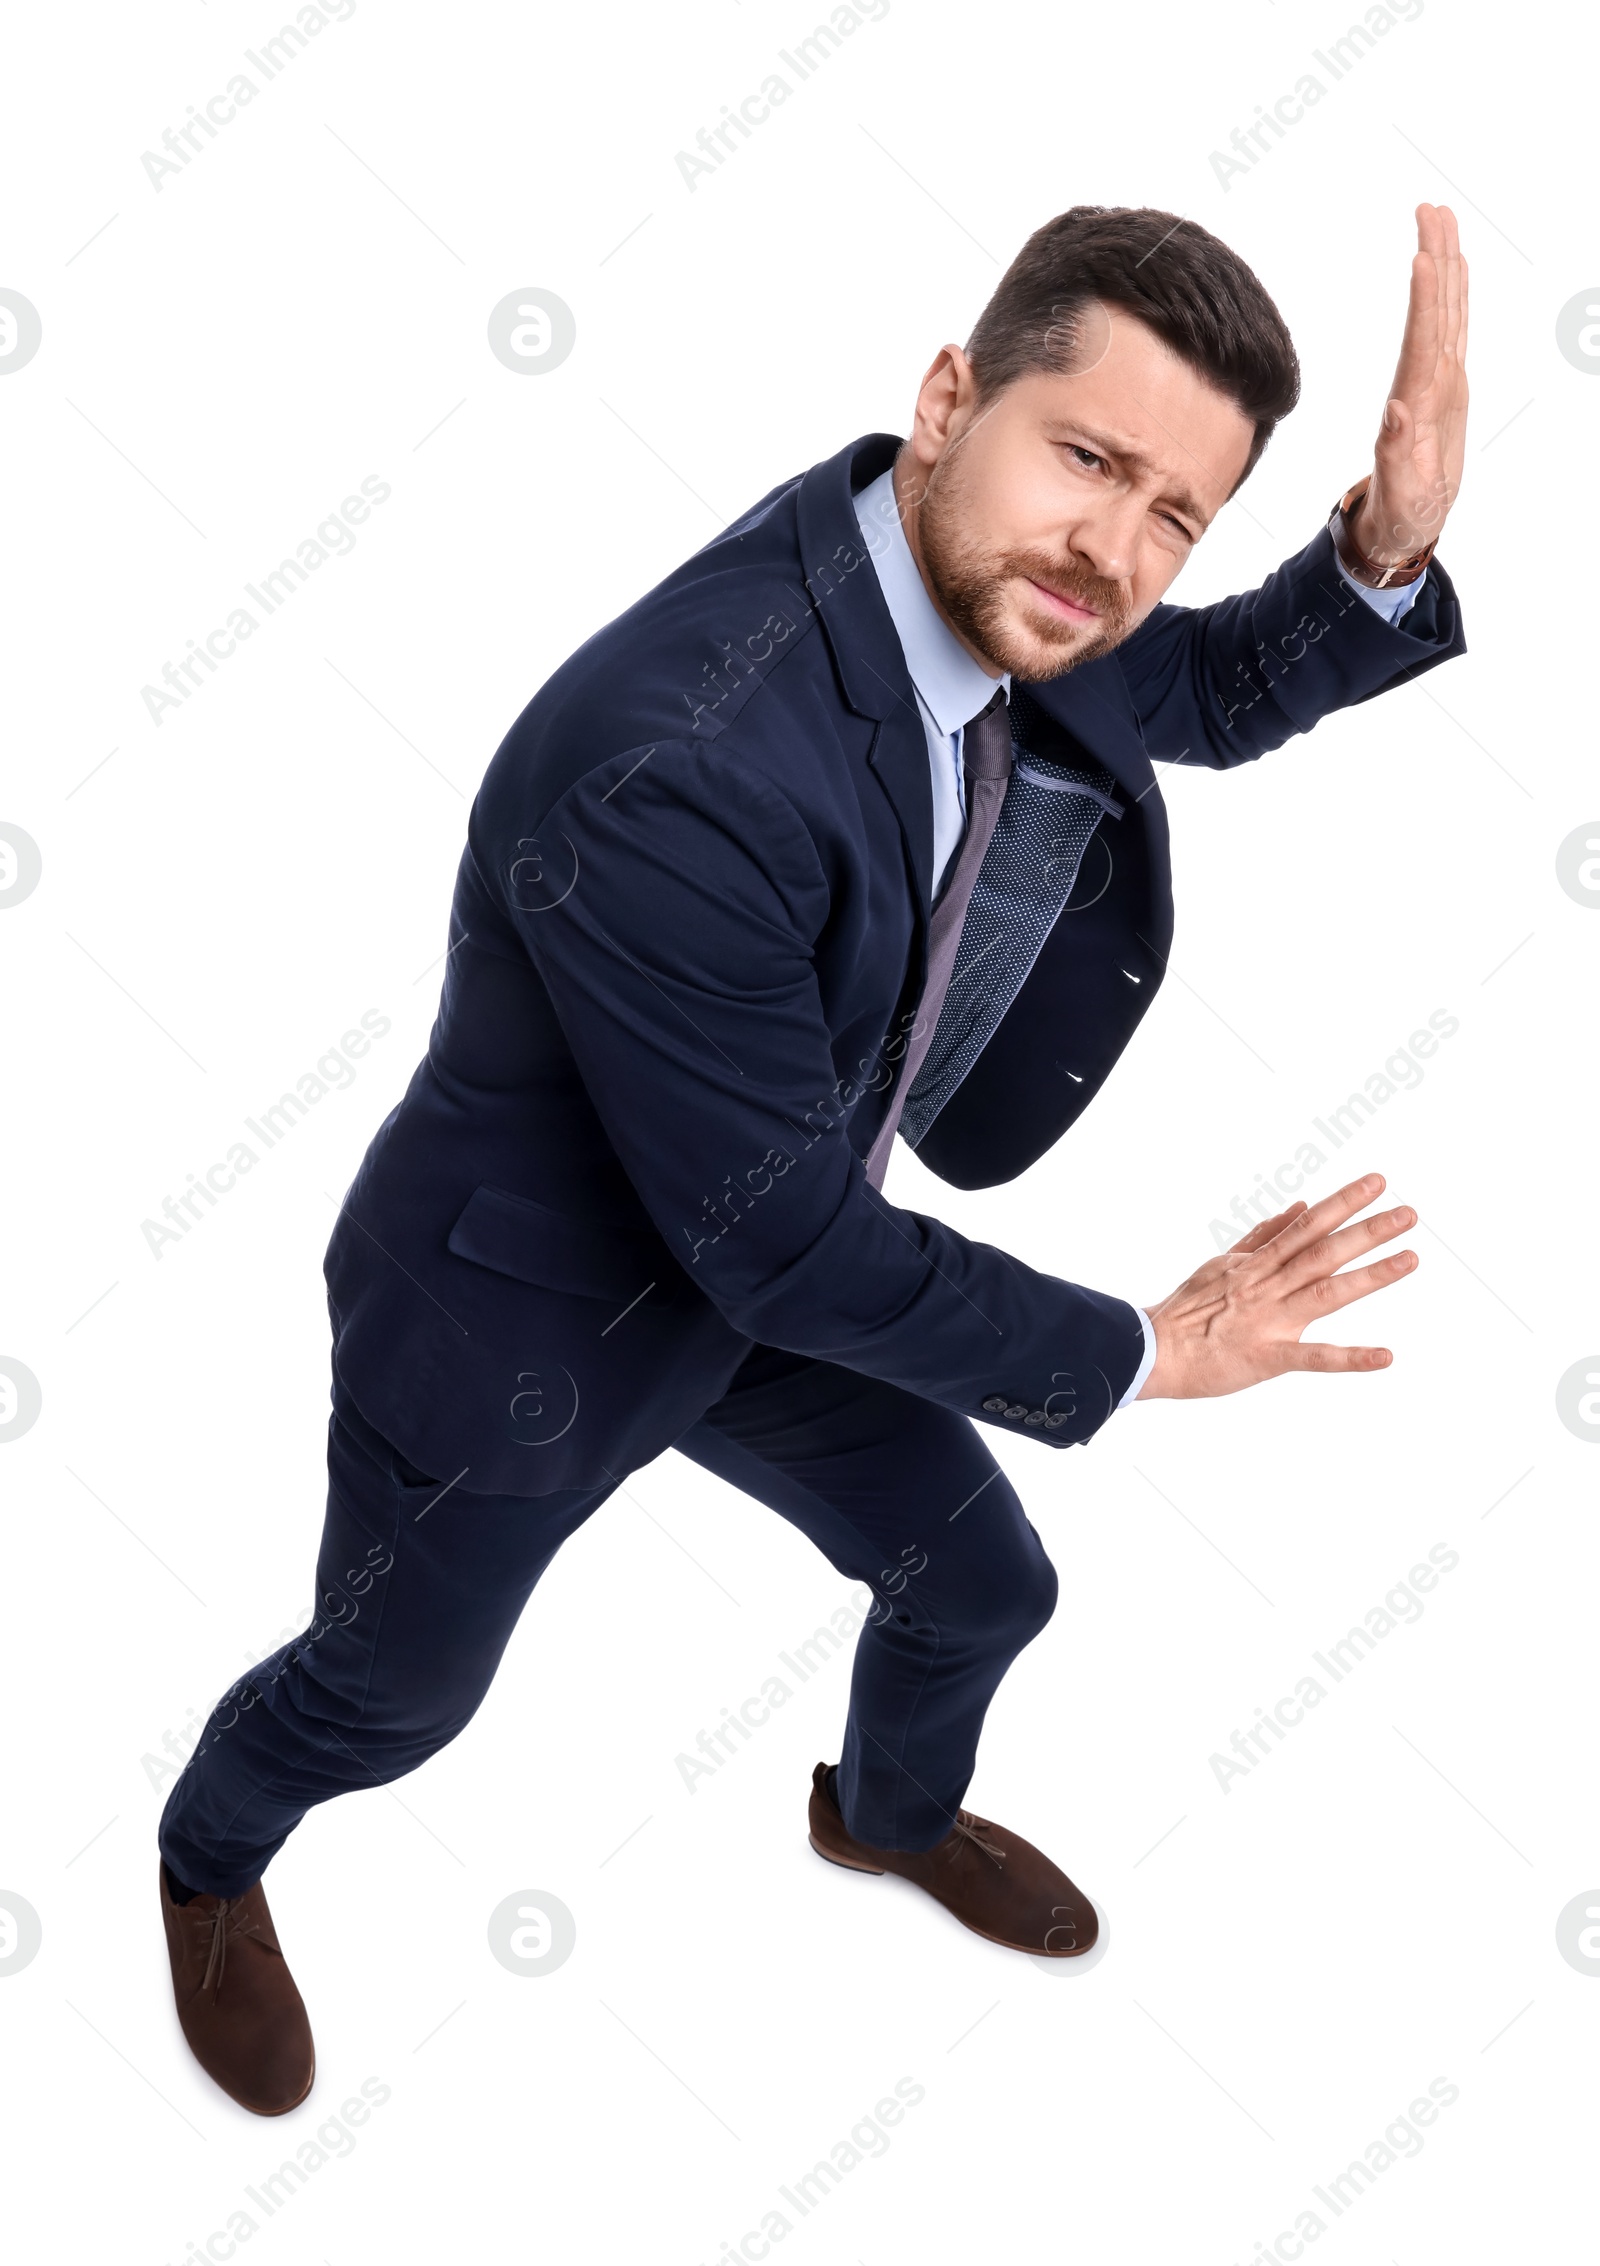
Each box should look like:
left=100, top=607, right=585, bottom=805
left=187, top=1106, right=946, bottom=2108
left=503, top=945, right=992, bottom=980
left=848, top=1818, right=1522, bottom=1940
left=1335, top=553, right=1425, bottom=623
left=1117, top=1307, right=1158, bottom=1409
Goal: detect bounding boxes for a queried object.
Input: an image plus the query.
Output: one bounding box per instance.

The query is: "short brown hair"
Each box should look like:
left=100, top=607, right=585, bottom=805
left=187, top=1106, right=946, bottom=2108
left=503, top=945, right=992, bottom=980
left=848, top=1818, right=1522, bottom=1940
left=964, top=206, right=1300, bottom=489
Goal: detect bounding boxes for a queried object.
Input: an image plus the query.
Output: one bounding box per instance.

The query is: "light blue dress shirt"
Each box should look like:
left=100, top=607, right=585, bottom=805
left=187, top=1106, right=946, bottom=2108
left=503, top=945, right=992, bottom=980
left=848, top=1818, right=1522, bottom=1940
left=852, top=465, right=1424, bottom=1410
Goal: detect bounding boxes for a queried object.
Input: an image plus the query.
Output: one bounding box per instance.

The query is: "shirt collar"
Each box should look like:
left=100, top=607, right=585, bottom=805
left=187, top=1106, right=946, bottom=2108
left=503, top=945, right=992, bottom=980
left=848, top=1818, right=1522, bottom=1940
left=853, top=466, right=1009, bottom=737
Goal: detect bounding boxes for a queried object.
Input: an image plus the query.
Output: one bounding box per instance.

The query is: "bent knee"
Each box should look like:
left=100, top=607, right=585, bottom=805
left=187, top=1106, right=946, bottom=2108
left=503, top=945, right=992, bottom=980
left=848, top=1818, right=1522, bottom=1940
left=998, top=1544, right=1058, bottom=1641
left=934, top=1531, right=1059, bottom=1649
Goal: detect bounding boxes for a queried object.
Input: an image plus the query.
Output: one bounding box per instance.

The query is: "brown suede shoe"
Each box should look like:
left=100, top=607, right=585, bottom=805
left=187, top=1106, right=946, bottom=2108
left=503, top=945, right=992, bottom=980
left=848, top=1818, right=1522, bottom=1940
left=807, top=1760, right=1099, bottom=1959
left=159, top=1863, right=315, bottom=2115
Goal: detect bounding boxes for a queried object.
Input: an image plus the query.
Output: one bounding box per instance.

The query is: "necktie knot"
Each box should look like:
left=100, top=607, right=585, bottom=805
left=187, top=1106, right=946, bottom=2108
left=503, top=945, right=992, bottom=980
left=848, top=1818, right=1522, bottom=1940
left=961, top=687, right=1015, bottom=782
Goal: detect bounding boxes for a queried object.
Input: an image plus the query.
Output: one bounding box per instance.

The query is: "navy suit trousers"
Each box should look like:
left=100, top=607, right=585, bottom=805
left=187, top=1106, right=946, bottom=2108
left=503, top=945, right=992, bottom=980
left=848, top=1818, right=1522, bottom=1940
left=158, top=1350, right=1060, bottom=1895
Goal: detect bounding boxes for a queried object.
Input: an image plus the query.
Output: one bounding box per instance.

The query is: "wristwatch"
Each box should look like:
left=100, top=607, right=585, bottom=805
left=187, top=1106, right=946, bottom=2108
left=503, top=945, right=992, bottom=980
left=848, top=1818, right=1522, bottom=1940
left=1327, top=474, right=1437, bottom=590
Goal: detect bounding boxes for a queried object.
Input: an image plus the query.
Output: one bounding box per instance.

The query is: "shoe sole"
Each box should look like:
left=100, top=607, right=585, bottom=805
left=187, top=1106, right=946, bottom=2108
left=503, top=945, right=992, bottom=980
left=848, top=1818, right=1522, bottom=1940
left=807, top=1827, right=1097, bottom=1959
left=174, top=2016, right=316, bottom=2117
left=807, top=1830, right=884, bottom=1876
left=249, top=2051, right=316, bottom=2118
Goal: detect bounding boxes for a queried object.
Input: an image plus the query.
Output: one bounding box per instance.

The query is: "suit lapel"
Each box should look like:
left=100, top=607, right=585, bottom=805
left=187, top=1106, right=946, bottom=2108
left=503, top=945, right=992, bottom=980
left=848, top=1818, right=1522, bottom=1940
left=864, top=702, right=936, bottom=913
left=794, top=433, right=941, bottom=917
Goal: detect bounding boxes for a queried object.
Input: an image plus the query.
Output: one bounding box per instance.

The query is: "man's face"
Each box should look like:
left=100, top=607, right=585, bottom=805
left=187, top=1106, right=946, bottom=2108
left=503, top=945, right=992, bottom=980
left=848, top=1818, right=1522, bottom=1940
left=904, top=304, right=1258, bottom=680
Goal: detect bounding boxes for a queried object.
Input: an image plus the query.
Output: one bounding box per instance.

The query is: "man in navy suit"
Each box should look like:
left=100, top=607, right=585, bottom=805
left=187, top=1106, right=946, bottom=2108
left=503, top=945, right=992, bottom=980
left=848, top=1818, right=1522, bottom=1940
left=159, top=202, right=1468, bottom=2111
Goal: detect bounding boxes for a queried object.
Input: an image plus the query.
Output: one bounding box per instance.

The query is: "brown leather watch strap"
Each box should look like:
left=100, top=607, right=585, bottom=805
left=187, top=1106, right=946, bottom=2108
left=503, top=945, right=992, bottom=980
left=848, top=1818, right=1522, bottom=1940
left=1327, top=473, right=1437, bottom=590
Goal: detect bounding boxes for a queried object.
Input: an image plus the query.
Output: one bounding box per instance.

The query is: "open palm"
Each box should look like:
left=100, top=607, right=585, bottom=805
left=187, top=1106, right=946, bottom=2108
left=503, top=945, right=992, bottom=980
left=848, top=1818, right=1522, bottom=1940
left=1353, top=202, right=1469, bottom=563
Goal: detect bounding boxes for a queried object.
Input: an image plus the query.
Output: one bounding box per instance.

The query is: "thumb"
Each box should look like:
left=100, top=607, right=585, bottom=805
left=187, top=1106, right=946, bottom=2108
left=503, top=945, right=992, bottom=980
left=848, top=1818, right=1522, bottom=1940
left=1376, top=395, right=1413, bottom=461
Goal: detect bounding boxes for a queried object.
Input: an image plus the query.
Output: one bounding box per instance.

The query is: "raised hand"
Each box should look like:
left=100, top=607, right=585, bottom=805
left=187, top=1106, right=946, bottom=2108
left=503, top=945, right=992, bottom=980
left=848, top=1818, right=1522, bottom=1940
left=1350, top=202, right=1469, bottom=566
left=1135, top=1174, right=1419, bottom=1401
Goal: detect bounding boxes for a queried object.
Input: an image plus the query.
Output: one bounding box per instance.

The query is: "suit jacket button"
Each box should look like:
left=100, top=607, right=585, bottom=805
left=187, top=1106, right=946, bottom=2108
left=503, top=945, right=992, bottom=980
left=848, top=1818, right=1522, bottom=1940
left=982, top=1396, right=1007, bottom=1413
left=1044, top=1413, right=1067, bottom=1430
left=1023, top=1409, right=1046, bottom=1427
left=1004, top=1403, right=1027, bottom=1420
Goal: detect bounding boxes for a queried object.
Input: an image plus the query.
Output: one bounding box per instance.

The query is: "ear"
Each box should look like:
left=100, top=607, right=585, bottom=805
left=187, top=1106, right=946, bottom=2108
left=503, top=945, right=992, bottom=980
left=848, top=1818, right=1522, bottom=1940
left=908, top=346, right=974, bottom=468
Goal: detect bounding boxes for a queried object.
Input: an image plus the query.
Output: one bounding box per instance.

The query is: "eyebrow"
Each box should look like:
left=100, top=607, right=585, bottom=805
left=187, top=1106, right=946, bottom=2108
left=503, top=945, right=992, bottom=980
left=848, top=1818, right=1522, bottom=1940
left=1045, top=420, right=1215, bottom=531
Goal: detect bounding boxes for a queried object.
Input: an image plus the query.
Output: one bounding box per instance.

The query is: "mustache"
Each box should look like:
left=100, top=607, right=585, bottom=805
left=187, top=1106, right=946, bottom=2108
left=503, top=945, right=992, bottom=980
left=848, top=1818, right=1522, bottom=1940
left=1006, top=548, right=1132, bottom=630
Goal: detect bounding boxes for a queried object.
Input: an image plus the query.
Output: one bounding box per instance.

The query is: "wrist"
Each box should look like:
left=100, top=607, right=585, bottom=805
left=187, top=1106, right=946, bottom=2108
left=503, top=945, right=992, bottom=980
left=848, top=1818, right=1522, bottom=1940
left=1121, top=1304, right=1160, bottom=1407
left=1134, top=1313, right=1168, bottom=1400
left=1330, top=474, right=1437, bottom=589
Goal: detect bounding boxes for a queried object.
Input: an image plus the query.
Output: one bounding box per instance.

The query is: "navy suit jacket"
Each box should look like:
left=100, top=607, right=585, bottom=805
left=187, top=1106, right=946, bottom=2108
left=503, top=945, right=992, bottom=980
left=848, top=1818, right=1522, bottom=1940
left=325, top=430, right=1464, bottom=1495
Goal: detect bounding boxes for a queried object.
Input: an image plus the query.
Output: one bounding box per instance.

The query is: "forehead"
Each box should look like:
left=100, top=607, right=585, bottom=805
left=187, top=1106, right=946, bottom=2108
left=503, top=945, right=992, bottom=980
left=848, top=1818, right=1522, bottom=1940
left=1001, top=310, right=1256, bottom=515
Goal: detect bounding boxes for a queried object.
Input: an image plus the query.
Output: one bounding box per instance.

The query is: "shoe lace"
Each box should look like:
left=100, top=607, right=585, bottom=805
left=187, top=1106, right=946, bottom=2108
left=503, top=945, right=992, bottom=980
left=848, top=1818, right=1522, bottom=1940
left=201, top=1898, right=263, bottom=1995
left=948, top=1808, right=1007, bottom=1866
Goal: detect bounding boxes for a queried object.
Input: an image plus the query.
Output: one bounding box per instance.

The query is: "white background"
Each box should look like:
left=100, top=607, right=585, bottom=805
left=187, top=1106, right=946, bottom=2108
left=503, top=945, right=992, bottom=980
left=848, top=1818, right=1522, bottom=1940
left=2, top=0, right=1595, bottom=2258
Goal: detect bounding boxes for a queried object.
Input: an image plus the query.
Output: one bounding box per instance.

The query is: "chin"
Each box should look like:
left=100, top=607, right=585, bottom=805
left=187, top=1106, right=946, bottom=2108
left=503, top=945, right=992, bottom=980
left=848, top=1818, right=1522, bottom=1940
left=993, top=613, right=1103, bottom=681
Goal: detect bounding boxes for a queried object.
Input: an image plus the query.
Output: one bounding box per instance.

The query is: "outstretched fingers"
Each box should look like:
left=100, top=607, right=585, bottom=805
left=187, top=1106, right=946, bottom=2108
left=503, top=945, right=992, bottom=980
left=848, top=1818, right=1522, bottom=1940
left=1275, top=1202, right=1419, bottom=1297
left=1394, top=227, right=1441, bottom=398
left=1285, top=1246, right=1419, bottom=1320
left=1228, top=1200, right=1309, bottom=1254
left=1252, top=1173, right=1390, bottom=1268
left=1440, top=205, right=1463, bottom=360
left=1274, top=1341, right=1395, bottom=1376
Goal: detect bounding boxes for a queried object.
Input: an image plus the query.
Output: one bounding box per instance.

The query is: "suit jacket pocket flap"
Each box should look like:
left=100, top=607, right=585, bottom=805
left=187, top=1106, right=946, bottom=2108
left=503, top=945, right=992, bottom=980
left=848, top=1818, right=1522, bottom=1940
left=447, top=1183, right=663, bottom=1303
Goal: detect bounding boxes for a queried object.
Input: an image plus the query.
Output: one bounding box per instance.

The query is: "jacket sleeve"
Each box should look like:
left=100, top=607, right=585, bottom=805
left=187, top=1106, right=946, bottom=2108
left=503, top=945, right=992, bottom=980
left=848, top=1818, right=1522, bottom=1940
left=1115, top=522, right=1465, bottom=767
left=507, top=739, right=1147, bottom=1447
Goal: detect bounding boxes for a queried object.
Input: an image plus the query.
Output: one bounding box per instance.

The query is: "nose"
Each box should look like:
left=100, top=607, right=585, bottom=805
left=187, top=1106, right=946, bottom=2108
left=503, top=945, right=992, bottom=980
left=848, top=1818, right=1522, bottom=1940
left=1067, top=491, right=1144, bottom=584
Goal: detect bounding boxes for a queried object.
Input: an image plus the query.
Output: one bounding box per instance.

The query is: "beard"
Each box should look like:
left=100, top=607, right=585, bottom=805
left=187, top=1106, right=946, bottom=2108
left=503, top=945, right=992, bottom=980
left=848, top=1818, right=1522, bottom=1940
left=915, top=446, right=1137, bottom=680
